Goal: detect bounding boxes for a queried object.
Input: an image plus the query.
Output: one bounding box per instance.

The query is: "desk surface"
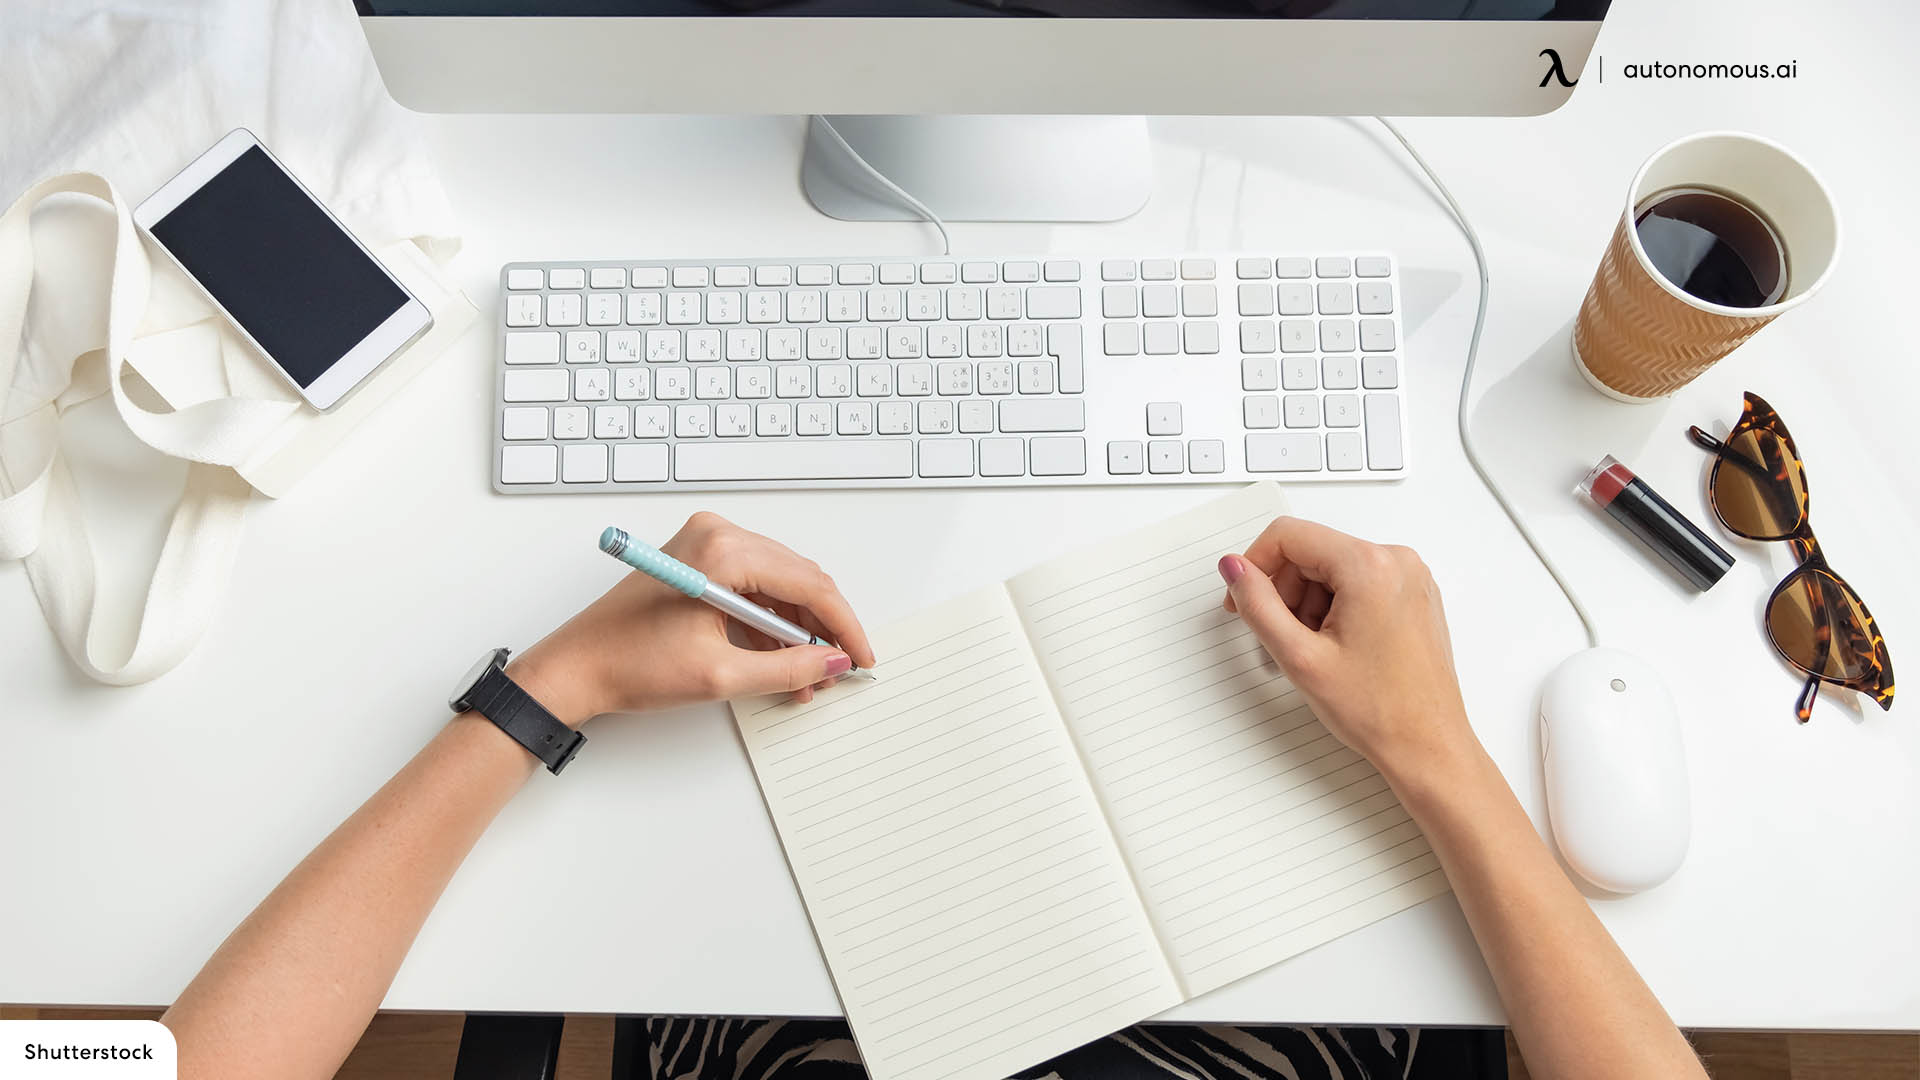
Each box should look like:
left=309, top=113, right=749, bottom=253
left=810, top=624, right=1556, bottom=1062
left=5, top=0, right=1918, bottom=1031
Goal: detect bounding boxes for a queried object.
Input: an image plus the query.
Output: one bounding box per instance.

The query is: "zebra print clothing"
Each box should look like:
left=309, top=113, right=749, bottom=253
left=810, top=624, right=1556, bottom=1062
left=637, top=1018, right=1419, bottom=1080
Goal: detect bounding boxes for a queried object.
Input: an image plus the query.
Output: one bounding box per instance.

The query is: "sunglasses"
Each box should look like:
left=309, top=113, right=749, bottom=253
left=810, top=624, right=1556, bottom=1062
left=1688, top=392, right=1895, bottom=722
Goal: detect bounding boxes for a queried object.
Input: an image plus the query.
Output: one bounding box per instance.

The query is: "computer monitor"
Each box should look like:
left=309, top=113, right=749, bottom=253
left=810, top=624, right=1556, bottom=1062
left=357, top=0, right=1610, bottom=221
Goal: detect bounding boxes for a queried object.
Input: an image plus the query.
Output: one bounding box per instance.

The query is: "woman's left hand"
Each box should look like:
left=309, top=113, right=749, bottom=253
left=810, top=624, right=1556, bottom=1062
left=505, top=512, right=878, bottom=727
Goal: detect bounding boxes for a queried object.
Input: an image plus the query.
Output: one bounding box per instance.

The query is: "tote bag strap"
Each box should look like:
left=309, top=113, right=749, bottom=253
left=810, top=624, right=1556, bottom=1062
left=0, top=173, right=298, bottom=684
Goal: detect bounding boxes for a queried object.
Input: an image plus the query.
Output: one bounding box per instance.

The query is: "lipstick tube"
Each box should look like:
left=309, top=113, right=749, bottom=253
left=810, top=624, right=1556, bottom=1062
left=1577, top=455, right=1734, bottom=591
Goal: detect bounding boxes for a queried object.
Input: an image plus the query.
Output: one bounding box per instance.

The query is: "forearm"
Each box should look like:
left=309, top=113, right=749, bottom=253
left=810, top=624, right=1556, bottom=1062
left=1386, top=737, right=1705, bottom=1080
left=161, top=711, right=539, bottom=1080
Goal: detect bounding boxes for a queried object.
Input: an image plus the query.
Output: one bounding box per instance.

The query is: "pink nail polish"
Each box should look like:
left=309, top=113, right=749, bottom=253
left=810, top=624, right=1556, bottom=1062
left=1217, top=555, right=1244, bottom=585
left=824, top=653, right=852, bottom=677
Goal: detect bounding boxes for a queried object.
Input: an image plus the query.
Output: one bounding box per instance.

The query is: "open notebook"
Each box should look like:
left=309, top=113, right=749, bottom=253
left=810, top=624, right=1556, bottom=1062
left=730, top=484, right=1449, bottom=1080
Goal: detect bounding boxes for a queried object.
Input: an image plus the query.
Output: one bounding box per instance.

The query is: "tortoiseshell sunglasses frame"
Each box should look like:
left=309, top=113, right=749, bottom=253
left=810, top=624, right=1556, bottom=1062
left=1688, top=392, right=1895, bottom=722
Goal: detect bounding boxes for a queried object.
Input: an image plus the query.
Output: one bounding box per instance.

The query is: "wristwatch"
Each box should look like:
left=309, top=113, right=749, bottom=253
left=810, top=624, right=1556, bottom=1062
left=449, top=647, right=585, bottom=775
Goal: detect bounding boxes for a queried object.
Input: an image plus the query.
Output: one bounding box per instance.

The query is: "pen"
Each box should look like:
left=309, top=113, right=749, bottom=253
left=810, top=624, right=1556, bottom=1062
left=598, top=526, right=876, bottom=681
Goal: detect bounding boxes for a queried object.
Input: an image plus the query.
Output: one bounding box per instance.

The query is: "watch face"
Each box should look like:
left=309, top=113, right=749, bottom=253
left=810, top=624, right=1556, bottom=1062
left=449, top=649, right=505, bottom=711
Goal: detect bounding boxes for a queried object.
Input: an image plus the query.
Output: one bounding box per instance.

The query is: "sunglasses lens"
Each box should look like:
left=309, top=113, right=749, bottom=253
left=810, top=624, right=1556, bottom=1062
left=1712, top=428, right=1806, bottom=540
left=1767, top=568, right=1873, bottom=682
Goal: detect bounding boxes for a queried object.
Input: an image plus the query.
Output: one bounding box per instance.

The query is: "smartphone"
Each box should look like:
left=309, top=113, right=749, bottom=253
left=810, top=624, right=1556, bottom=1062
left=134, top=129, right=432, bottom=412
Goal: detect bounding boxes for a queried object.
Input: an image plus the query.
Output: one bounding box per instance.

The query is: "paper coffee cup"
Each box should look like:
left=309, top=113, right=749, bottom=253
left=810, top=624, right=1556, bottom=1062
left=1572, top=131, right=1840, bottom=401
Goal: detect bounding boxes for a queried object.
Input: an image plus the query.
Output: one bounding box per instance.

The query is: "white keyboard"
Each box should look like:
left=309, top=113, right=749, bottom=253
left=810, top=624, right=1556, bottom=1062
left=493, top=254, right=1408, bottom=491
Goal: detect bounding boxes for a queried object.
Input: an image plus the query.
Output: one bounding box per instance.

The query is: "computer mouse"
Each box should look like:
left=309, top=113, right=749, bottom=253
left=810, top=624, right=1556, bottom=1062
left=1539, top=647, right=1691, bottom=894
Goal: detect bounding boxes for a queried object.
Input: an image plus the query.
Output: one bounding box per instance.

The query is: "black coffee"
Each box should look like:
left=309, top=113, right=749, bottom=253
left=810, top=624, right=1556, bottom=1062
left=1633, top=187, right=1788, bottom=308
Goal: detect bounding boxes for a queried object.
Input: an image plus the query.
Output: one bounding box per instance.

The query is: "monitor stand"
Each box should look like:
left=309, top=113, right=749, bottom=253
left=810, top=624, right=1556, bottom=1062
left=801, top=116, right=1152, bottom=224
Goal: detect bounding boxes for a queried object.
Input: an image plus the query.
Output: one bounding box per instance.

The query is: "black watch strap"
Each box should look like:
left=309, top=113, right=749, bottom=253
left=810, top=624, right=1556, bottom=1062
left=466, top=665, right=585, bottom=775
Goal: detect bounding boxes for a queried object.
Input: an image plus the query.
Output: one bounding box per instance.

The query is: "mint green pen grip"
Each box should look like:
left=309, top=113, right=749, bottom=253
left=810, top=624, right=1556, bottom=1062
left=599, top=527, right=708, bottom=597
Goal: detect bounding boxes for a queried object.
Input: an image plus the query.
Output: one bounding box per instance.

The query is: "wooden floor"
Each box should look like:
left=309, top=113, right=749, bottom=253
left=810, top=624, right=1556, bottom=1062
left=5, top=1008, right=1916, bottom=1079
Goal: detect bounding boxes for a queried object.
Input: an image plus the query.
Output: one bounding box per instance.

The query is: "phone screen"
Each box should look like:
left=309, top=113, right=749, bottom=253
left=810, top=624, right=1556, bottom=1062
left=148, top=146, right=407, bottom=388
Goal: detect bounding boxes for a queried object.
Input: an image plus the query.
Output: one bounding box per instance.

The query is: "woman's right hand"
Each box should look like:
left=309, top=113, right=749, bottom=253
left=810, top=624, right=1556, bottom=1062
left=1217, top=517, right=1477, bottom=785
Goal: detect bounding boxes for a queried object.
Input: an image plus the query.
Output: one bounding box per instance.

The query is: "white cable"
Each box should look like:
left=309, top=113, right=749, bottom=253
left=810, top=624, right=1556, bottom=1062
left=1373, top=116, right=1601, bottom=650
left=808, top=116, right=952, bottom=257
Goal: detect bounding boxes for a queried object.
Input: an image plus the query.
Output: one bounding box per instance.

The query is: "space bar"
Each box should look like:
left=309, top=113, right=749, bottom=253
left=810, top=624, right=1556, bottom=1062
left=674, top=440, right=916, bottom=482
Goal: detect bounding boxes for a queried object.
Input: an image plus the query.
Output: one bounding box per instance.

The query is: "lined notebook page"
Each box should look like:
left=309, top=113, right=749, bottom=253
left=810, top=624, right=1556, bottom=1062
left=1008, top=484, right=1450, bottom=997
left=732, top=585, right=1179, bottom=1080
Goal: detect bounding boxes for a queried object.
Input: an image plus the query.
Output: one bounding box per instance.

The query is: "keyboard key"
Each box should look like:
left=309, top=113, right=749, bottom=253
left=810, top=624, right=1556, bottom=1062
left=1188, top=439, right=1225, bottom=474
left=1364, top=394, right=1404, bottom=469
left=1143, top=322, right=1179, bottom=356
left=1246, top=432, right=1323, bottom=472
left=937, top=362, right=973, bottom=395
left=1147, top=402, right=1182, bottom=436
left=1242, top=356, right=1278, bottom=391
left=1148, top=440, right=1183, bottom=474
left=977, top=360, right=1013, bottom=396
left=502, top=407, right=548, bottom=440
left=548, top=268, right=586, bottom=290
left=590, top=267, right=627, bottom=289
left=1050, top=325, right=1084, bottom=394
left=635, top=406, right=670, bottom=438
left=1101, top=259, right=1137, bottom=281
left=506, top=268, right=544, bottom=290
left=1107, top=440, right=1144, bottom=475
left=686, top=329, right=722, bottom=362
left=1320, top=320, right=1355, bottom=352
left=961, top=261, right=997, bottom=283
left=1240, top=321, right=1276, bottom=354
left=1140, top=258, right=1177, bottom=280
left=1025, top=286, right=1081, bottom=320
left=1315, top=256, right=1351, bottom=278
left=1317, top=282, right=1355, bottom=315
left=504, top=369, right=568, bottom=402
left=562, top=443, right=608, bottom=483
left=654, top=368, right=690, bottom=400
left=879, top=262, right=915, bottom=284
left=776, top=364, right=812, bottom=398
left=920, top=262, right=957, bottom=284
left=668, top=292, right=701, bottom=324
left=1284, top=394, right=1319, bottom=428
left=675, top=439, right=914, bottom=481
left=672, top=266, right=710, bottom=288
left=1017, top=361, right=1054, bottom=395
left=1238, top=284, right=1275, bottom=317
left=614, top=368, right=650, bottom=400
left=846, top=327, right=882, bottom=360
left=565, top=330, right=601, bottom=364
left=608, top=330, right=643, bottom=365
left=837, top=263, right=874, bottom=285
left=868, top=289, right=904, bottom=322
left=715, top=265, right=751, bottom=287
left=627, top=292, right=663, bottom=325
left=986, top=287, right=1021, bottom=320
left=999, top=399, right=1085, bottom=432
left=735, top=365, right=771, bottom=399
left=796, top=402, right=832, bottom=436
left=1141, top=285, right=1177, bottom=318
left=1180, top=258, right=1216, bottom=280
left=786, top=292, right=822, bottom=323
left=553, top=406, right=588, bottom=439
left=917, top=400, right=956, bottom=434
left=806, top=327, right=843, bottom=360
left=1002, top=261, right=1040, bottom=283
left=675, top=404, right=711, bottom=438
left=898, top=362, right=934, bottom=396
left=695, top=367, right=730, bottom=399
left=1283, top=356, right=1318, bottom=391
left=1104, top=323, right=1140, bottom=356
left=966, top=324, right=1003, bottom=358
left=856, top=364, right=893, bottom=397
left=1042, top=260, right=1080, bottom=282
left=907, top=288, right=941, bottom=321
left=877, top=401, right=912, bottom=435
left=1275, top=257, right=1312, bottom=278
left=631, top=267, right=669, bottom=288
left=1236, top=257, right=1273, bottom=280
left=1362, top=354, right=1399, bottom=389
left=796, top=265, right=832, bottom=287
left=1324, top=394, right=1362, bottom=428
left=766, top=328, right=801, bottom=361
left=594, top=405, right=630, bottom=438
left=918, top=437, right=974, bottom=477
left=1277, top=283, right=1314, bottom=316
left=725, top=328, right=762, bottom=361
left=927, top=326, right=963, bottom=362
left=506, top=294, right=542, bottom=327
left=1357, top=282, right=1394, bottom=314
left=1243, top=395, right=1280, bottom=429
left=707, top=292, right=742, bottom=324
left=1103, top=285, right=1139, bottom=318
left=1181, top=284, right=1217, bottom=317
left=1279, top=320, right=1315, bottom=352
left=1326, top=431, right=1365, bottom=472
left=816, top=364, right=851, bottom=398
left=959, top=400, right=995, bottom=433
left=753, top=265, right=791, bottom=287
left=1323, top=355, right=1359, bottom=390
left=1355, top=256, right=1392, bottom=278
left=506, top=331, right=560, bottom=365
left=887, top=326, right=923, bottom=359
left=979, top=437, right=1025, bottom=476
left=1360, top=318, right=1397, bottom=351
left=825, top=290, right=861, bottom=322
left=545, top=294, right=581, bottom=326
left=1183, top=322, right=1220, bottom=354
left=1030, top=437, right=1086, bottom=476
left=500, top=445, right=557, bottom=484
left=613, top=444, right=669, bottom=482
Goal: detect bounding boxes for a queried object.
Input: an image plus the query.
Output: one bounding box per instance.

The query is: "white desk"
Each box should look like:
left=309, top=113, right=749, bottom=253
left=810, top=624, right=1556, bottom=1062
left=4, top=0, right=1917, bottom=1032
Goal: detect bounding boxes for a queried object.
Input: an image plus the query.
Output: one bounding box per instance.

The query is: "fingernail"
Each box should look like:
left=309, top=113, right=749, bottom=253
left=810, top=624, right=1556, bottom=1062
left=1217, top=554, right=1244, bottom=585
left=824, top=653, right=852, bottom=677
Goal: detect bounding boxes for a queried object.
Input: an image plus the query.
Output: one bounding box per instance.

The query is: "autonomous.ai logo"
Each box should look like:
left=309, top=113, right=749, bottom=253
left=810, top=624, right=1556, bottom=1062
left=1539, top=48, right=1578, bottom=88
